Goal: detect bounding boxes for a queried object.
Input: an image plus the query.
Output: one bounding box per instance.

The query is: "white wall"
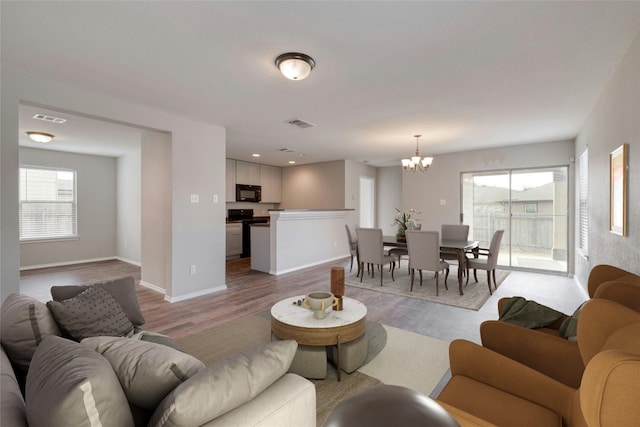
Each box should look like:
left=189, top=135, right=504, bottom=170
left=117, top=146, right=141, bottom=265
left=19, top=147, right=117, bottom=268
left=1, top=66, right=227, bottom=302
left=344, top=159, right=377, bottom=229
left=574, top=31, right=640, bottom=287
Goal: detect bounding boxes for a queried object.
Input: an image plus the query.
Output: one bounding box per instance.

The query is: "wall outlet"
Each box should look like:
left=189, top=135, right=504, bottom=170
left=190, top=194, right=199, bottom=203
left=189, top=265, right=196, bottom=275
left=439, top=199, right=446, bottom=206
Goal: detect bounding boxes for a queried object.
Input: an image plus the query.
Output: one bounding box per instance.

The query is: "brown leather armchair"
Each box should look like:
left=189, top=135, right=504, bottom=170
left=480, top=265, right=640, bottom=388
left=437, top=299, right=640, bottom=427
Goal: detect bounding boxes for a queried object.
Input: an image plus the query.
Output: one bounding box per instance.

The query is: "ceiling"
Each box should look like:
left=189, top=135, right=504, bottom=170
left=5, top=2, right=639, bottom=166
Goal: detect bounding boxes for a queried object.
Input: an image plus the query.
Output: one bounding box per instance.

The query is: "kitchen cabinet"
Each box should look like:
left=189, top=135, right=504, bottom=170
left=259, top=164, right=282, bottom=203
left=225, top=159, right=236, bottom=202
left=236, top=161, right=260, bottom=185
left=226, top=223, right=243, bottom=257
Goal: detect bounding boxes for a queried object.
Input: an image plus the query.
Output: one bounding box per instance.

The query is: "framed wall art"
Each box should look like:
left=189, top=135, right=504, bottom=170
left=609, top=143, right=628, bottom=236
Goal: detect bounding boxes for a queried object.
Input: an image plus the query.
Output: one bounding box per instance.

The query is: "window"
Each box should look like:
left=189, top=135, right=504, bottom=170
left=19, top=166, right=77, bottom=241
left=524, top=203, right=538, bottom=214
left=578, top=148, right=588, bottom=253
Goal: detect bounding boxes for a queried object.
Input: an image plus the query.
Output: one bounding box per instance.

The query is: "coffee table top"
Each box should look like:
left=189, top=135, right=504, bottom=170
left=271, top=295, right=367, bottom=329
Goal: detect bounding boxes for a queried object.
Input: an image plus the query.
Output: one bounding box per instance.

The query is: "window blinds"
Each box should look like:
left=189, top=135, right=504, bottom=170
left=19, top=167, right=77, bottom=241
left=578, top=148, right=588, bottom=252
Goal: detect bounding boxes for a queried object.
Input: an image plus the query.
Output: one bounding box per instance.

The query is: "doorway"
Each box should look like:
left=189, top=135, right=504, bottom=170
left=359, top=176, right=375, bottom=227
left=461, top=166, right=569, bottom=273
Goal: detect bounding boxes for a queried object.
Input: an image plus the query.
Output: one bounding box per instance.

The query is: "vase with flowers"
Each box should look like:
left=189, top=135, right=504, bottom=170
left=392, top=208, right=421, bottom=241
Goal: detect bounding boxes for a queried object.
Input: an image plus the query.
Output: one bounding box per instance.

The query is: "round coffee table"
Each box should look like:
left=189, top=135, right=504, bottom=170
left=271, top=295, right=367, bottom=381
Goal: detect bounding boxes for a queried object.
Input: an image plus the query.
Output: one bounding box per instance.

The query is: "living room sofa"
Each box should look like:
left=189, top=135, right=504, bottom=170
left=436, top=298, right=640, bottom=427
left=1, top=277, right=316, bottom=427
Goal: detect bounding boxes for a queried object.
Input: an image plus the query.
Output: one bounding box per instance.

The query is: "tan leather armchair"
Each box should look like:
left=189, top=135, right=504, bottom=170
left=480, top=265, right=640, bottom=388
left=437, top=299, right=640, bottom=427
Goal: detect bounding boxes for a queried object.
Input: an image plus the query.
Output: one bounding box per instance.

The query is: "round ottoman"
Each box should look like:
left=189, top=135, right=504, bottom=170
left=324, top=384, right=459, bottom=427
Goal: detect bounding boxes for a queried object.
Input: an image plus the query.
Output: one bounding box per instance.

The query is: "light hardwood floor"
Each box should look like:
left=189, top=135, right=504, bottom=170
left=19, top=257, right=587, bottom=343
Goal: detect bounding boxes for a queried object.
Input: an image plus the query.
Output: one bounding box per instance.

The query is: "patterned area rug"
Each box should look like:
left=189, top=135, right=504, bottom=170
left=345, top=266, right=509, bottom=310
left=176, top=312, right=450, bottom=426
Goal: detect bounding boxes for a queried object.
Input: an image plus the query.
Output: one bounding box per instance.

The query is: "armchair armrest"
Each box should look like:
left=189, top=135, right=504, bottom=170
left=480, top=321, right=583, bottom=388
left=587, top=265, right=633, bottom=297
left=447, top=339, right=575, bottom=418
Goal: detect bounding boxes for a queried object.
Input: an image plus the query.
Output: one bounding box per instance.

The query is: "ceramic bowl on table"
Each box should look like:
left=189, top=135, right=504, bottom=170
left=304, top=292, right=335, bottom=319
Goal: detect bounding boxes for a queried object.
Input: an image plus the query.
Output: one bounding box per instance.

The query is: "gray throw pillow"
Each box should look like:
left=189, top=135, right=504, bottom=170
left=0, top=293, right=61, bottom=371
left=47, top=286, right=134, bottom=341
left=82, top=336, right=205, bottom=409
left=25, top=335, right=134, bottom=427
left=148, top=340, right=298, bottom=427
left=51, top=276, right=145, bottom=326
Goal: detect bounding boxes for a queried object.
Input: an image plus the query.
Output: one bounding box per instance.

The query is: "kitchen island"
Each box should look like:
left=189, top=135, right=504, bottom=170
left=250, top=209, right=354, bottom=275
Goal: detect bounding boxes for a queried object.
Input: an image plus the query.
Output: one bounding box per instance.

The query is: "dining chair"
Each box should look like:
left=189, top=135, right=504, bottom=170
left=466, top=229, right=505, bottom=294
left=356, top=228, right=396, bottom=286
left=345, top=224, right=360, bottom=275
left=440, top=224, right=470, bottom=276
left=406, top=231, right=449, bottom=295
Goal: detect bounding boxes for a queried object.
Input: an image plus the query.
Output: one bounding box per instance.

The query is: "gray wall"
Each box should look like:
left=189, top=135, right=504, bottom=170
left=376, top=166, right=402, bottom=236
left=281, top=160, right=346, bottom=209
left=344, top=159, right=377, bottom=228
left=116, top=146, right=141, bottom=264
left=19, top=147, right=117, bottom=267
left=574, top=31, right=640, bottom=287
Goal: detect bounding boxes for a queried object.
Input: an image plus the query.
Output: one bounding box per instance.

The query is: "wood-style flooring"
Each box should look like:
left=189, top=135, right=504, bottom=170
left=19, top=257, right=587, bottom=343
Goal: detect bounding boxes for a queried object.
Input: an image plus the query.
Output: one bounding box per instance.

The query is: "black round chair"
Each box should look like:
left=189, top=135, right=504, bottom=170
left=324, top=384, right=460, bottom=427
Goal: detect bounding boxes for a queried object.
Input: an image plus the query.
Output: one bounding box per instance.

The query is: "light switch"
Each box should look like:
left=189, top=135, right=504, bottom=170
left=440, top=199, right=446, bottom=206
left=190, top=194, right=199, bottom=203
left=213, top=194, right=219, bottom=203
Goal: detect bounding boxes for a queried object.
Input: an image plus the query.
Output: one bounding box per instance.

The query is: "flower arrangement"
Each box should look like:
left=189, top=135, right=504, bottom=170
left=392, top=208, right=421, bottom=238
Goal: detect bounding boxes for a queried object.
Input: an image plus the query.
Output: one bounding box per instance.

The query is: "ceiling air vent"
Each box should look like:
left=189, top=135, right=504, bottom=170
left=33, top=114, right=66, bottom=124
left=285, top=118, right=315, bottom=129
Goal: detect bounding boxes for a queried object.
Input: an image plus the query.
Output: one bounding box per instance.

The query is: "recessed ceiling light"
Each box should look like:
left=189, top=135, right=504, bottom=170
left=26, top=131, right=54, bottom=143
left=252, top=153, right=260, bottom=157
left=288, top=161, right=296, bottom=164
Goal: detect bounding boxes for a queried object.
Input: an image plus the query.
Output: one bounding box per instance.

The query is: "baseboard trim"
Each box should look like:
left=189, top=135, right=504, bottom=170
left=20, top=256, right=118, bottom=271
left=115, top=256, right=141, bottom=267
left=164, top=285, right=227, bottom=303
left=139, top=280, right=166, bottom=295
left=270, top=255, right=349, bottom=276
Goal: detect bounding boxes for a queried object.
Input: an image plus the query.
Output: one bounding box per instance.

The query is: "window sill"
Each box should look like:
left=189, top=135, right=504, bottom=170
left=20, top=236, right=80, bottom=244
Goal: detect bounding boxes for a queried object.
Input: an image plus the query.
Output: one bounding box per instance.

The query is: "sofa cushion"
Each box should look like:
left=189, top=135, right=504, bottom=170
left=1, top=346, right=28, bottom=427
left=47, top=286, right=134, bottom=341
left=82, top=336, right=205, bottom=409
left=0, top=293, right=61, bottom=371
left=25, top=335, right=134, bottom=427
left=148, top=340, right=298, bottom=427
left=51, top=276, right=145, bottom=326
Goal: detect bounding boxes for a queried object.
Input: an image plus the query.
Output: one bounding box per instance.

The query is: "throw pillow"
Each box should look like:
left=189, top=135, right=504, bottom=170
left=47, top=286, right=134, bottom=341
left=559, top=301, right=587, bottom=341
left=82, top=336, right=205, bottom=409
left=148, top=340, right=298, bottom=427
left=0, top=293, right=61, bottom=371
left=25, top=335, right=134, bottom=427
left=51, top=276, right=146, bottom=326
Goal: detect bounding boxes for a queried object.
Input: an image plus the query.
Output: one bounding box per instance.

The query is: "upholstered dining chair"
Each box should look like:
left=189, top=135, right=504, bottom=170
left=440, top=224, right=470, bottom=276
left=345, top=224, right=359, bottom=274
left=466, top=229, right=504, bottom=294
left=356, top=228, right=396, bottom=286
left=406, top=231, right=449, bottom=295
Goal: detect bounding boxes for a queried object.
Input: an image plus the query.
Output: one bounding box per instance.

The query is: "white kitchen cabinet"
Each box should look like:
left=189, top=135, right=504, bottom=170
left=235, top=161, right=260, bottom=185
left=226, top=223, right=243, bottom=257
left=259, top=164, right=282, bottom=203
left=226, top=159, right=236, bottom=202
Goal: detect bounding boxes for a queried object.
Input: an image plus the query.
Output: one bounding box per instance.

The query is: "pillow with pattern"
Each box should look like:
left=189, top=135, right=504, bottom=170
left=47, top=286, right=134, bottom=341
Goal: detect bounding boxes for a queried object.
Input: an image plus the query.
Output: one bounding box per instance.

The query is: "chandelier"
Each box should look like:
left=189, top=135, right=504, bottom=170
left=401, top=134, right=433, bottom=172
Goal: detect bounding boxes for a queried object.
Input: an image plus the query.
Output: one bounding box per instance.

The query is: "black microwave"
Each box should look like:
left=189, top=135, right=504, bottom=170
left=236, top=184, right=261, bottom=202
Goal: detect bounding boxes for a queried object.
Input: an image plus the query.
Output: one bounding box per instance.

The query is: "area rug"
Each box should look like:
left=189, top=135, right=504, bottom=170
left=176, top=312, right=450, bottom=426
left=346, top=267, right=509, bottom=310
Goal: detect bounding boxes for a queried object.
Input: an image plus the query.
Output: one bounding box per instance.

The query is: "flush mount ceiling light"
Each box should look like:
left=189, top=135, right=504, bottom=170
left=26, top=131, right=55, bottom=143
left=275, top=52, right=315, bottom=80
left=401, top=134, right=433, bottom=172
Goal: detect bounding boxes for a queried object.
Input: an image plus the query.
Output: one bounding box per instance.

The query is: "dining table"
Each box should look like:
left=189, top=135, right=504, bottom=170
left=383, top=235, right=479, bottom=296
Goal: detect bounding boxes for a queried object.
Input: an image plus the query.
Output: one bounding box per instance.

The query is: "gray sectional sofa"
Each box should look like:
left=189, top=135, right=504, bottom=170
left=1, top=277, right=316, bottom=427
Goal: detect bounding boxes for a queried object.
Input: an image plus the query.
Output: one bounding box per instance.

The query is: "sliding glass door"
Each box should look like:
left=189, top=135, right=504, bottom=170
left=462, top=166, right=568, bottom=273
